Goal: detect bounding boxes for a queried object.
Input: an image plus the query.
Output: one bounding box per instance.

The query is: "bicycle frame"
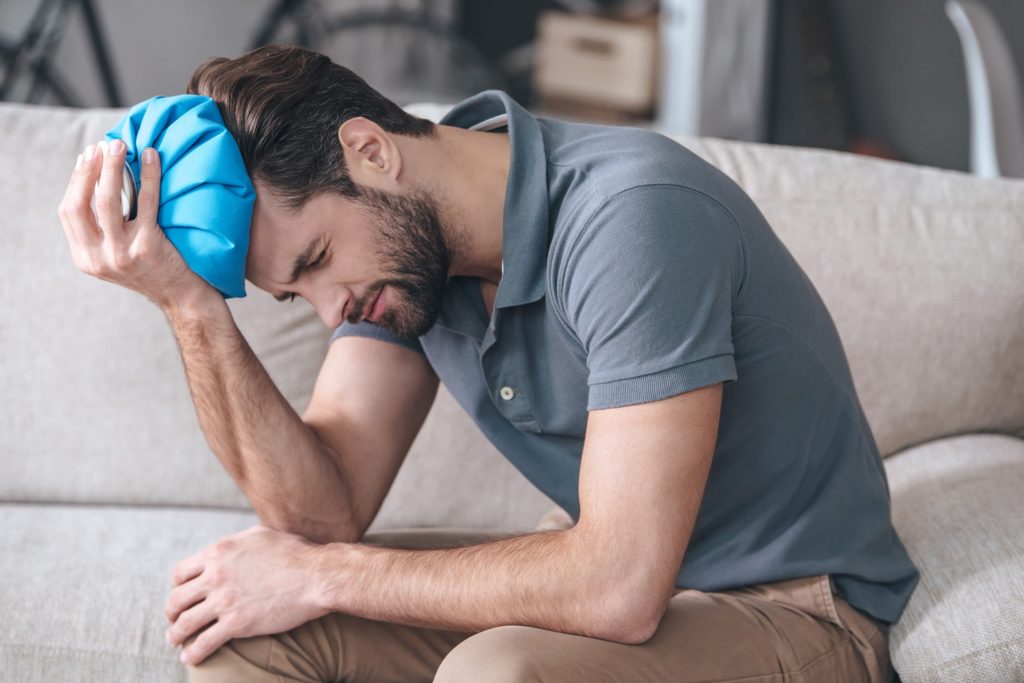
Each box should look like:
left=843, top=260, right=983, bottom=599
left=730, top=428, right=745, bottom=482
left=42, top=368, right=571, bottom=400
left=0, top=0, right=122, bottom=107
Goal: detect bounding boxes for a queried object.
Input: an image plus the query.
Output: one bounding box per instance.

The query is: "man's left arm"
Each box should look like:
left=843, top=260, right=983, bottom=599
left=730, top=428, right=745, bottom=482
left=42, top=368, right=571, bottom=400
left=167, top=383, right=722, bottom=665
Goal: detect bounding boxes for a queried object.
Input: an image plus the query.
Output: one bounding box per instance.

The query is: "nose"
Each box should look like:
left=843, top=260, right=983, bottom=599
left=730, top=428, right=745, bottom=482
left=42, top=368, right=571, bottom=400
left=305, top=284, right=349, bottom=330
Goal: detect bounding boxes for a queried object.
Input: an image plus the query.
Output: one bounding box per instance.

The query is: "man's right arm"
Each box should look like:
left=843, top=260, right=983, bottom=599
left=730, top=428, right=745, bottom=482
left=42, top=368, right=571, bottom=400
left=58, top=139, right=433, bottom=544
left=162, top=289, right=437, bottom=544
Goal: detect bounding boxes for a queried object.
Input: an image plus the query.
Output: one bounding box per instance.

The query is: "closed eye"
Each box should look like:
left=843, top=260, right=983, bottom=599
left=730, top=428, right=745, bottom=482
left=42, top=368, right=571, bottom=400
left=276, top=247, right=329, bottom=303
left=310, top=247, right=329, bottom=270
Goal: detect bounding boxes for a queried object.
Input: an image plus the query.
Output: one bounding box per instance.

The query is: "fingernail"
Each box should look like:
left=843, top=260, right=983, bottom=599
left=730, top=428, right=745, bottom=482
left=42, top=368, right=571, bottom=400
left=180, top=651, right=188, bottom=664
left=84, top=145, right=95, bottom=161
left=97, top=140, right=108, bottom=156
left=143, top=148, right=156, bottom=165
left=110, top=139, right=124, bottom=155
left=75, top=154, right=83, bottom=170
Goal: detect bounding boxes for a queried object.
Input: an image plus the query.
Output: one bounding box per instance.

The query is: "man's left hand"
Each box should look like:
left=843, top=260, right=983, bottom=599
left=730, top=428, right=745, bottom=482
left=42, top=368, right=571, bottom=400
left=164, top=525, right=329, bottom=666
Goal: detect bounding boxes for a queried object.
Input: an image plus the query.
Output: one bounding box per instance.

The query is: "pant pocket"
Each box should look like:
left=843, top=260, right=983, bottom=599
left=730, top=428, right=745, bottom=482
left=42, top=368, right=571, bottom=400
left=828, top=582, right=893, bottom=683
left=727, top=574, right=845, bottom=629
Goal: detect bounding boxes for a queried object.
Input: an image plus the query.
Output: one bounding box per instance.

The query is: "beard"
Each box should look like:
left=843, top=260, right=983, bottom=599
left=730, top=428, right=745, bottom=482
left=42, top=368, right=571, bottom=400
left=344, top=186, right=456, bottom=340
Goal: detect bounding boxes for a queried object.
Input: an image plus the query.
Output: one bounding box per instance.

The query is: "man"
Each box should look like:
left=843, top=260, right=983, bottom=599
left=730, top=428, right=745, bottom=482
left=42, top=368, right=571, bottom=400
left=58, top=44, right=918, bottom=682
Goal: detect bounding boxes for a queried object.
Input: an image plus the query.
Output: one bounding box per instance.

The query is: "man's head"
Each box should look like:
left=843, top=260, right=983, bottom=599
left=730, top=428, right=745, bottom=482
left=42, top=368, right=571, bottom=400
left=187, top=44, right=459, bottom=339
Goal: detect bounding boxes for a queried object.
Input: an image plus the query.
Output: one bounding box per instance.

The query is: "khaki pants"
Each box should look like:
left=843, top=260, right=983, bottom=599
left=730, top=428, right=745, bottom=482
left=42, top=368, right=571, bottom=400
left=187, top=528, right=892, bottom=683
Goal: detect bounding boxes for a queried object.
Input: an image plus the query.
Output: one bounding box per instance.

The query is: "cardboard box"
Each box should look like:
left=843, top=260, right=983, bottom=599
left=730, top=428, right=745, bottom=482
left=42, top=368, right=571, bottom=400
left=533, top=11, right=659, bottom=116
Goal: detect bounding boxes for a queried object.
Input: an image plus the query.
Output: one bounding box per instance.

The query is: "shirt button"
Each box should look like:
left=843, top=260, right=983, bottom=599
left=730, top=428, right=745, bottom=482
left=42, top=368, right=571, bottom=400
left=499, top=386, right=515, bottom=401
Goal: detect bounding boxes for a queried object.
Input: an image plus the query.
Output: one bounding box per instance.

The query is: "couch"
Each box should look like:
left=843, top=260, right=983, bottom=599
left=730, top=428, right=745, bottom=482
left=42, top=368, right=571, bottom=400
left=1, top=100, right=1022, bottom=682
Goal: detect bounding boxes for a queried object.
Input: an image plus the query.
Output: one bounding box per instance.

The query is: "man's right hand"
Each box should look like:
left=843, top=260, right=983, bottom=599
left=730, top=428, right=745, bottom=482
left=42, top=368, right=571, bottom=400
left=57, top=139, right=218, bottom=312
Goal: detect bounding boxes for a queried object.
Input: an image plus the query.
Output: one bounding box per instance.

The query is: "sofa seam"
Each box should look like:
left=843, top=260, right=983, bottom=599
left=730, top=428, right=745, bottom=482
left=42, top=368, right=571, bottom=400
left=0, top=641, right=178, bottom=661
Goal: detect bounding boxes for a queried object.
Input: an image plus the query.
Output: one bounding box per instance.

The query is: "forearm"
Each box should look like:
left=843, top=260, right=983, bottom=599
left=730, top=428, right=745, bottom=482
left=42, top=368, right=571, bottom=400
left=314, top=526, right=655, bottom=644
left=162, top=290, right=360, bottom=544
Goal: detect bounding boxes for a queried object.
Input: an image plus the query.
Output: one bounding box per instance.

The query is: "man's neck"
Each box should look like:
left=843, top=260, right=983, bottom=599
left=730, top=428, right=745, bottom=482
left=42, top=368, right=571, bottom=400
left=398, top=124, right=510, bottom=286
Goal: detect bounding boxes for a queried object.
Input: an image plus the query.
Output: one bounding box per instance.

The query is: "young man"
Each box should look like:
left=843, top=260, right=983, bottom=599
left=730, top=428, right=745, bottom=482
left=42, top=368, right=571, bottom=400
left=58, top=44, right=918, bottom=682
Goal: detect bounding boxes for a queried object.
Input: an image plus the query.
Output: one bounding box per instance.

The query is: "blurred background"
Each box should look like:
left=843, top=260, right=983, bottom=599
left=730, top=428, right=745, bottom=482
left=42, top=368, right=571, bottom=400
left=2, top=0, right=1021, bottom=176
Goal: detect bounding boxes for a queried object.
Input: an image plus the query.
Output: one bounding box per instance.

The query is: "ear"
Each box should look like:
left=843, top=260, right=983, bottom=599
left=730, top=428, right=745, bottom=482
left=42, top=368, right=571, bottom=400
left=337, top=117, right=402, bottom=190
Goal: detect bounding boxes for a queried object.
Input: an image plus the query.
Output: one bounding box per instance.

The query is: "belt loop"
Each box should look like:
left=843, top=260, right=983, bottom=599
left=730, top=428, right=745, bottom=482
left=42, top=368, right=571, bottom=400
left=818, top=575, right=843, bottom=627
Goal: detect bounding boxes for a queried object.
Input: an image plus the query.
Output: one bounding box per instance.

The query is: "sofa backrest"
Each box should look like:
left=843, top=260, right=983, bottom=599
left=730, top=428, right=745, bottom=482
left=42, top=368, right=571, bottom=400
left=1, top=102, right=1021, bottom=532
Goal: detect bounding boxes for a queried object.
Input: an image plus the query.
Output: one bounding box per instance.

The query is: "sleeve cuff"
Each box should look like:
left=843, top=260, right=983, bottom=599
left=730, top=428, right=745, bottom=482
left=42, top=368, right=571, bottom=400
left=587, top=353, right=737, bottom=411
left=330, top=321, right=426, bottom=356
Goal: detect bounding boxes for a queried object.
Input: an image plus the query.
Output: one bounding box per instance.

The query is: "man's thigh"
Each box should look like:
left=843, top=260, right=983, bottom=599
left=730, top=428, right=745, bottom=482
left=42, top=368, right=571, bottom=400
left=433, top=574, right=891, bottom=683
left=187, top=528, right=890, bottom=683
left=188, top=609, right=471, bottom=683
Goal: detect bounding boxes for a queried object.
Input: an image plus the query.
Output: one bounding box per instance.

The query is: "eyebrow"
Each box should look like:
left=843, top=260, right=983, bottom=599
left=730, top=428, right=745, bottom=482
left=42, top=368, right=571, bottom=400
left=273, top=232, right=326, bottom=301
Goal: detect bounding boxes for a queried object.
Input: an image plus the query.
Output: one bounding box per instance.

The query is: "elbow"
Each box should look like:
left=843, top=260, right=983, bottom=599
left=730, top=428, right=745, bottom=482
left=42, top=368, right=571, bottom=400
left=585, top=581, right=669, bottom=645
left=592, top=606, right=662, bottom=646
left=253, top=500, right=362, bottom=545
left=263, top=518, right=357, bottom=545
left=564, top=529, right=675, bottom=644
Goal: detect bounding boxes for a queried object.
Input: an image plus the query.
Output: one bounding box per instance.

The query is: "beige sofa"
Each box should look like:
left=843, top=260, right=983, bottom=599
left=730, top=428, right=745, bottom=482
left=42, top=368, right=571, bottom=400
left=1, top=100, right=1022, bottom=682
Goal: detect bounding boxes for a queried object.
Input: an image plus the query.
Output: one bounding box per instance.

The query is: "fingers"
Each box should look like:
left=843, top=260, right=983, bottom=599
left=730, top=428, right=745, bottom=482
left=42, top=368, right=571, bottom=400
left=57, top=144, right=102, bottom=246
left=134, top=147, right=161, bottom=228
left=95, top=139, right=128, bottom=246
left=165, top=576, right=207, bottom=624
left=180, top=619, right=233, bottom=667
left=58, top=153, right=86, bottom=252
left=166, top=598, right=216, bottom=648
left=171, top=555, right=204, bottom=587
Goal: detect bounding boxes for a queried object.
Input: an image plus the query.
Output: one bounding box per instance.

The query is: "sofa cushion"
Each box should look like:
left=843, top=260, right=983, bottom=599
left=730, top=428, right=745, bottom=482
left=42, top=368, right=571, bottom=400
left=0, top=503, right=259, bottom=682
left=0, top=502, right=515, bottom=683
left=883, top=433, right=1024, bottom=682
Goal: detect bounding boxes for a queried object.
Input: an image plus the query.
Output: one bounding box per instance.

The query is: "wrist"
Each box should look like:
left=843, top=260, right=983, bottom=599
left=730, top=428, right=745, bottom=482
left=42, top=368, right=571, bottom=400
left=160, top=285, right=228, bottom=323
left=310, top=541, right=360, bottom=613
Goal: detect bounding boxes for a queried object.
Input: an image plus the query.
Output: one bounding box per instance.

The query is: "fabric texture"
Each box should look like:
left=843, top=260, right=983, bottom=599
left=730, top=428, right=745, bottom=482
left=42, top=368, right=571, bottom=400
left=333, top=90, right=919, bottom=626
left=0, top=504, right=260, bottom=683
left=105, top=94, right=255, bottom=298
left=884, top=433, right=1024, bottom=682
left=561, top=185, right=741, bottom=410
left=187, top=527, right=891, bottom=683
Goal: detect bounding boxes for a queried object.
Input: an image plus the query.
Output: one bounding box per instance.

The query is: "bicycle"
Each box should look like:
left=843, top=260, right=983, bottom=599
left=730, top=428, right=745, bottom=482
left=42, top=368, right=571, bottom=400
left=0, top=0, right=123, bottom=107
left=247, top=0, right=528, bottom=106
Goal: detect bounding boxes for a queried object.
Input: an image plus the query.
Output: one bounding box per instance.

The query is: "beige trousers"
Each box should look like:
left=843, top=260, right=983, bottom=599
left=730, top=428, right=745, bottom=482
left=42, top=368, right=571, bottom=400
left=186, top=528, right=892, bottom=683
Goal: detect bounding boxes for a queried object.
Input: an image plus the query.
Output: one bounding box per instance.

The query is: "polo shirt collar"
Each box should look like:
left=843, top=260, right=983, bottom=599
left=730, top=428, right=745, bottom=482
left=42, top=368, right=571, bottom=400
left=439, top=90, right=550, bottom=312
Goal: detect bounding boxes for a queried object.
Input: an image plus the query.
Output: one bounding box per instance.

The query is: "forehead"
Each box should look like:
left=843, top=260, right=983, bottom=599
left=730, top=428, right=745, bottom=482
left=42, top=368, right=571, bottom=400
left=245, top=185, right=330, bottom=288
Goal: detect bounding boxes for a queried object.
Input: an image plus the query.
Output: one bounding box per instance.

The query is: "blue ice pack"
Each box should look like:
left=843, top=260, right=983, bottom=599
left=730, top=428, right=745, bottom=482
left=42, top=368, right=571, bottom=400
left=106, top=94, right=255, bottom=299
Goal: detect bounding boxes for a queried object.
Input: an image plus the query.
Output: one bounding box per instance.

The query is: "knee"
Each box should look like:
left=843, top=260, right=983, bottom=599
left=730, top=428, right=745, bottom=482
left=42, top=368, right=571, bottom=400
left=185, top=613, right=351, bottom=683
left=434, top=625, right=548, bottom=683
left=185, top=635, right=276, bottom=683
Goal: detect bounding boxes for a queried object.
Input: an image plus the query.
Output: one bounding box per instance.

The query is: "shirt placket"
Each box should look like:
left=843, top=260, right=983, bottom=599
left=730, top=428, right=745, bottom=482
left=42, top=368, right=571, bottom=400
left=480, top=309, right=541, bottom=433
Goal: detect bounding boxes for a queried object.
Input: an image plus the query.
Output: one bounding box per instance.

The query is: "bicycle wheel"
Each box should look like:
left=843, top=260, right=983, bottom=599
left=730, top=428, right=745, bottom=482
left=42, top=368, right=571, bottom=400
left=259, top=1, right=509, bottom=106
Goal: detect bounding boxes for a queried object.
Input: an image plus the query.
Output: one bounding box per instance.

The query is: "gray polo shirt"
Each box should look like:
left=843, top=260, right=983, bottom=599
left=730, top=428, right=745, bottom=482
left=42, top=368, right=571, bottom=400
left=332, top=90, right=920, bottom=625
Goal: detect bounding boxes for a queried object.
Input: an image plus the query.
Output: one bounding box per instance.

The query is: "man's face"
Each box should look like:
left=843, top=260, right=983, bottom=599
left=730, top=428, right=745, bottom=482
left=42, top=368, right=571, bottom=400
left=246, top=181, right=453, bottom=340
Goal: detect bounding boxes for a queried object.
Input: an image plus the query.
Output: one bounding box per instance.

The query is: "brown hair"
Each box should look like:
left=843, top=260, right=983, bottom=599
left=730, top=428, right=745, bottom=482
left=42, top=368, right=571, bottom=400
left=187, top=43, right=435, bottom=209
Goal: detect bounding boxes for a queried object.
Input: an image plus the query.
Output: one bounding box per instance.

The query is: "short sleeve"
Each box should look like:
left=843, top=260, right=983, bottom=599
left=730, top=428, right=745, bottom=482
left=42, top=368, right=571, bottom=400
left=330, top=320, right=426, bottom=355
left=560, top=184, right=744, bottom=410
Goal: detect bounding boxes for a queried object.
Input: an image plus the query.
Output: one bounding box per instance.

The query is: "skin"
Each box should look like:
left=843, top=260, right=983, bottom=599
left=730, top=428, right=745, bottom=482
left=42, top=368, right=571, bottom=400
left=57, top=117, right=725, bottom=667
